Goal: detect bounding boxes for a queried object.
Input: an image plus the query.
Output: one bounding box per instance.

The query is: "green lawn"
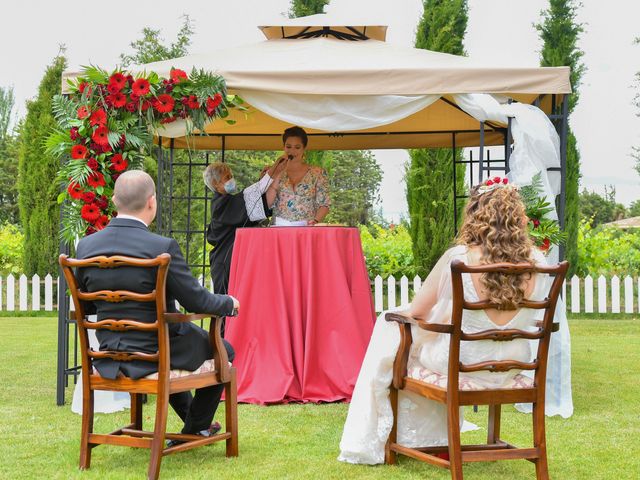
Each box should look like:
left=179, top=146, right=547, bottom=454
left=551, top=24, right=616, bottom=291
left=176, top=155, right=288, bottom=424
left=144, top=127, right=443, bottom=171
left=1, top=318, right=639, bottom=479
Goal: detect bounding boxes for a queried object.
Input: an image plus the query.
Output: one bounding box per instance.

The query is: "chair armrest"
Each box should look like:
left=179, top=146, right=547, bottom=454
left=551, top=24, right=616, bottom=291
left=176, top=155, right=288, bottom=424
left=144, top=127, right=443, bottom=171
left=164, top=313, right=212, bottom=323
left=385, top=312, right=419, bottom=324
left=418, top=323, right=454, bottom=334
left=385, top=312, right=453, bottom=334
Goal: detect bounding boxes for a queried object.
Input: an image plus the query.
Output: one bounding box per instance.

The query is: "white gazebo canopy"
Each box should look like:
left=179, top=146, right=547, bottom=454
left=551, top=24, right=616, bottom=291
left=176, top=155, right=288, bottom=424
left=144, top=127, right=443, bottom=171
left=61, top=15, right=571, bottom=151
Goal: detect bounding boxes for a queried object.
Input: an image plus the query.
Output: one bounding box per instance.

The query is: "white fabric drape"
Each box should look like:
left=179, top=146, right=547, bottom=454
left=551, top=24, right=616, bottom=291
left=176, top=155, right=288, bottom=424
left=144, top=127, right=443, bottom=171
left=237, top=90, right=440, bottom=132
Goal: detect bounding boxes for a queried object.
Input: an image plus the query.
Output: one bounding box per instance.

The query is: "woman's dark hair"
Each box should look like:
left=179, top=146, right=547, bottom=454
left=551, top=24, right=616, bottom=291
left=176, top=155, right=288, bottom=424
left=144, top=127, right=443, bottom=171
left=282, top=126, right=308, bottom=147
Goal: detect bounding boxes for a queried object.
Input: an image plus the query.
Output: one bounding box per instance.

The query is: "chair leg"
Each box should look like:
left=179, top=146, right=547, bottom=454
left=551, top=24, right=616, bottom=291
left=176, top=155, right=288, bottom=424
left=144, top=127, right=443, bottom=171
left=131, top=393, right=143, bottom=430
left=447, top=405, right=464, bottom=480
left=79, top=388, right=94, bottom=470
left=384, top=386, right=399, bottom=465
left=487, top=404, right=501, bottom=444
left=532, top=402, right=550, bottom=480
left=147, top=392, right=169, bottom=480
left=225, top=369, right=239, bottom=457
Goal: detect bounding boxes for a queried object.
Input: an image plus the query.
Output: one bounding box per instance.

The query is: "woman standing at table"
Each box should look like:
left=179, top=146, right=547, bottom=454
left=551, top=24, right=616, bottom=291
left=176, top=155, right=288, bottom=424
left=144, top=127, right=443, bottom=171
left=269, top=126, right=331, bottom=226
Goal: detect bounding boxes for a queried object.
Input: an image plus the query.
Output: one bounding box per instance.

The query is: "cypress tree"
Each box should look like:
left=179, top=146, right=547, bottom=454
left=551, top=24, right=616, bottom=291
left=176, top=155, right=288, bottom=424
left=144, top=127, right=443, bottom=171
left=407, top=0, right=468, bottom=276
left=536, top=0, right=584, bottom=274
left=17, top=54, right=67, bottom=275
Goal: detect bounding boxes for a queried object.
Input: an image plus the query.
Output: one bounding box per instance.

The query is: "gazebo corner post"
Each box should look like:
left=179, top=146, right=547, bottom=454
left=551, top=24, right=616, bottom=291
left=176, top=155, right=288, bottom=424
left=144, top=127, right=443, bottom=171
left=478, top=122, right=485, bottom=181
left=558, top=94, right=570, bottom=260
left=156, top=136, right=164, bottom=233
left=505, top=116, right=513, bottom=174
left=451, top=132, right=458, bottom=233
left=221, top=135, right=226, bottom=163
left=56, top=168, right=71, bottom=406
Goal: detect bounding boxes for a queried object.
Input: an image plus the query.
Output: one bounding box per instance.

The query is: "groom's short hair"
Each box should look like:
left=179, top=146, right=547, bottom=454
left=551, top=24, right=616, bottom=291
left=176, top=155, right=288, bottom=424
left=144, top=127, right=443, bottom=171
left=113, top=170, right=156, bottom=213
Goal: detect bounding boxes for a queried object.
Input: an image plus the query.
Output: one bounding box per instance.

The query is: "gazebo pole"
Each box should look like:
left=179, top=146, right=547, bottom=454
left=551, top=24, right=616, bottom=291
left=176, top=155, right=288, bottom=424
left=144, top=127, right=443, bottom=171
left=56, top=203, right=71, bottom=406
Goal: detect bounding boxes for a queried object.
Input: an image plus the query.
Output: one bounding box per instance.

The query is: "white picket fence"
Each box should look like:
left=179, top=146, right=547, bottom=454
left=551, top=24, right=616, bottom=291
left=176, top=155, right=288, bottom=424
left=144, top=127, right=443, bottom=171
left=373, top=274, right=640, bottom=314
left=0, top=272, right=639, bottom=315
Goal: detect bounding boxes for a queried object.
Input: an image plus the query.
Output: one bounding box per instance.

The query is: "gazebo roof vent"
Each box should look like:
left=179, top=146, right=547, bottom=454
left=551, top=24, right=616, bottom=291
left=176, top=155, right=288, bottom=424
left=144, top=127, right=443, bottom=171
left=258, top=13, right=387, bottom=42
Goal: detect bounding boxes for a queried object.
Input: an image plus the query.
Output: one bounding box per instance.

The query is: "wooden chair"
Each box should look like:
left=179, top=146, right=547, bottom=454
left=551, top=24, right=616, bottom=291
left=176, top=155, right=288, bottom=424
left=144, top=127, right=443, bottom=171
left=59, top=253, right=238, bottom=480
left=385, top=259, right=568, bottom=480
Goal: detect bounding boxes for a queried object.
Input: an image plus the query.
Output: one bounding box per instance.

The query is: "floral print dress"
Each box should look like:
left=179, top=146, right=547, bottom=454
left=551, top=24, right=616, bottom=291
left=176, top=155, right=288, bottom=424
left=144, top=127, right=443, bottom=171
left=273, top=166, right=331, bottom=222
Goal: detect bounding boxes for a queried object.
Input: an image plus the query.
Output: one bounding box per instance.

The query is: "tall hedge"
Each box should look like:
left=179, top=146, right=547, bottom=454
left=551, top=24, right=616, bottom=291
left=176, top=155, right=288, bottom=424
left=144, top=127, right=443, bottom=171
left=17, top=55, right=67, bottom=275
left=406, top=0, right=468, bottom=276
left=536, top=0, right=584, bottom=274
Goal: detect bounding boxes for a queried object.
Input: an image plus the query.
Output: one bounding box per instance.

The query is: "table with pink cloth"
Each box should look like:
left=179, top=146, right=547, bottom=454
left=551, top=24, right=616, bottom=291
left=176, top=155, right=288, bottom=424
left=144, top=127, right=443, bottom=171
left=225, top=226, right=375, bottom=404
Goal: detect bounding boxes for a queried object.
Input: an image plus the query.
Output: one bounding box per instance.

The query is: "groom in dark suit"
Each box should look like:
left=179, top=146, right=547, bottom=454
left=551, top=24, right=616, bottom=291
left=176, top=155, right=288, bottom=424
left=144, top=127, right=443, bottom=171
left=76, top=170, right=239, bottom=440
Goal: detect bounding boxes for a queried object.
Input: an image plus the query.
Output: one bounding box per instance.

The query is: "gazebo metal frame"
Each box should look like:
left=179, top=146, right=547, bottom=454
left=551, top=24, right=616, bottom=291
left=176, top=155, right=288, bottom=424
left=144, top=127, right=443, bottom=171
left=56, top=93, right=569, bottom=406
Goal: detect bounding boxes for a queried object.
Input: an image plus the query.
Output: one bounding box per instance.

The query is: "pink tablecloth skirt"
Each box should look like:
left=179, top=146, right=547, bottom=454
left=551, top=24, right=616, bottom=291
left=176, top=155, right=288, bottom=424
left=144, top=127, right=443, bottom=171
left=226, top=226, right=375, bottom=404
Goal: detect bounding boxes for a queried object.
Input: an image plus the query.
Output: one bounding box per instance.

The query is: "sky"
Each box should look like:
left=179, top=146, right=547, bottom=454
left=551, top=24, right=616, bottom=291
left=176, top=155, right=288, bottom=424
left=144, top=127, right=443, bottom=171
left=1, top=0, right=639, bottom=220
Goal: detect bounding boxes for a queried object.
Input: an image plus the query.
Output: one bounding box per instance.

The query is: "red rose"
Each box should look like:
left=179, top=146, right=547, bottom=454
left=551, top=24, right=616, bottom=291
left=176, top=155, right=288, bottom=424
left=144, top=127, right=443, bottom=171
left=141, top=100, right=151, bottom=111
left=125, top=102, right=136, bottom=113
left=129, top=92, right=140, bottom=103
left=71, top=144, right=88, bottom=159
left=186, top=95, right=199, bottom=109
left=170, top=68, right=188, bottom=83
left=127, top=75, right=134, bottom=85
left=160, top=116, right=176, bottom=124
left=67, top=182, right=84, bottom=200
left=78, top=82, right=91, bottom=95
left=154, top=94, right=175, bottom=113
left=89, top=108, right=107, bottom=127
left=92, top=126, right=109, bottom=146
left=87, top=171, right=106, bottom=187
left=87, top=158, right=99, bottom=170
left=540, top=238, right=551, bottom=251
left=119, top=134, right=126, bottom=147
left=112, top=173, right=121, bottom=182
left=132, top=78, right=150, bottom=96
left=94, top=215, right=110, bottom=230
left=110, top=153, right=128, bottom=172
left=532, top=219, right=540, bottom=228
left=206, top=93, right=223, bottom=115
left=96, top=195, right=109, bottom=210
left=502, top=178, right=509, bottom=184
left=81, top=203, right=101, bottom=223
left=108, top=72, right=127, bottom=90
left=493, top=176, right=501, bottom=184
left=107, top=92, right=127, bottom=108
left=69, top=127, right=80, bottom=140
left=485, top=179, right=494, bottom=186
left=77, top=106, right=89, bottom=119
left=85, top=225, right=97, bottom=236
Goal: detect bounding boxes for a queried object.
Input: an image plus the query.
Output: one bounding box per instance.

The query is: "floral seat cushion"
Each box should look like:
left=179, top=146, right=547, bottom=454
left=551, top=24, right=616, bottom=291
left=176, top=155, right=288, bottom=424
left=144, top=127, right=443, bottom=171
left=407, top=363, right=534, bottom=391
left=144, top=359, right=217, bottom=380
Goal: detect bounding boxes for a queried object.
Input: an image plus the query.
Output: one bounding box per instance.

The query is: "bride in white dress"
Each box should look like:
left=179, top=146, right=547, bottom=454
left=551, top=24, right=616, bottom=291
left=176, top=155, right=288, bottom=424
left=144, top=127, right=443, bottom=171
left=339, top=179, right=549, bottom=465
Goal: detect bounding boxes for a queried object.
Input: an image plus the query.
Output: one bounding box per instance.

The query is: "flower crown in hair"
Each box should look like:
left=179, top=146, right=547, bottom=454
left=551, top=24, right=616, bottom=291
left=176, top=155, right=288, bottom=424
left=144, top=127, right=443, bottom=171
left=476, top=176, right=517, bottom=196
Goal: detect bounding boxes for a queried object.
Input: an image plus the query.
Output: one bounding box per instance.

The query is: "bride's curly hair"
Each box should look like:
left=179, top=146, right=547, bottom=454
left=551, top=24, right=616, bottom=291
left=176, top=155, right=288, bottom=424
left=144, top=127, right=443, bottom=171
left=456, top=185, right=534, bottom=310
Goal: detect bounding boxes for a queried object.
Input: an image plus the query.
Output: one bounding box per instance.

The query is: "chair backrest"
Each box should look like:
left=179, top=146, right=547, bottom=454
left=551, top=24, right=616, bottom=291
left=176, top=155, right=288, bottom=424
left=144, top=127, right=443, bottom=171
left=448, top=259, right=568, bottom=392
left=59, top=253, right=172, bottom=379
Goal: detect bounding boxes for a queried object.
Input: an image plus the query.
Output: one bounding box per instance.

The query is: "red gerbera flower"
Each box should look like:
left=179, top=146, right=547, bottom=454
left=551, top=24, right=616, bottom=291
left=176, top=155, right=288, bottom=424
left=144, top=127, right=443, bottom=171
left=67, top=182, right=84, bottom=200
left=78, top=82, right=91, bottom=95
left=89, top=108, right=107, bottom=127
left=87, top=158, right=99, bottom=170
left=81, top=203, right=101, bottom=223
left=92, top=126, right=109, bottom=146
left=81, top=191, right=96, bottom=204
left=132, top=78, right=150, bottom=96
left=87, top=171, right=106, bottom=188
left=109, top=72, right=127, bottom=90
left=77, top=106, right=89, bottom=119
left=110, top=153, right=128, bottom=172
left=170, top=68, right=188, bottom=83
left=107, top=83, right=122, bottom=95
left=93, top=215, right=110, bottom=230
left=129, top=92, right=140, bottom=103
left=71, top=144, right=88, bottom=159
left=154, top=94, right=175, bottom=113
left=107, top=92, right=127, bottom=108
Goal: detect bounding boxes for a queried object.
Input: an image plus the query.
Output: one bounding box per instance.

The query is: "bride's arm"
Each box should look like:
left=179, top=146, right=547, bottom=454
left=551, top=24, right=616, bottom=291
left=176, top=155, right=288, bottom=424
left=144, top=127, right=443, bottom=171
left=402, top=248, right=455, bottom=321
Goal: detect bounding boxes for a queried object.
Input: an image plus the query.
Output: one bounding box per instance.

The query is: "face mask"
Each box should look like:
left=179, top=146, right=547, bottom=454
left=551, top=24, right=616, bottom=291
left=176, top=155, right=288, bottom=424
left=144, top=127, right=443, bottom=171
left=223, top=178, right=237, bottom=194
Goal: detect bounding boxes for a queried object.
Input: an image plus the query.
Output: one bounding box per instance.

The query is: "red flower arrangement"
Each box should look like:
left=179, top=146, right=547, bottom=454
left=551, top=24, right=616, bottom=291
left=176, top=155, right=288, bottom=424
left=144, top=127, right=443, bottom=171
left=49, top=65, right=241, bottom=242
